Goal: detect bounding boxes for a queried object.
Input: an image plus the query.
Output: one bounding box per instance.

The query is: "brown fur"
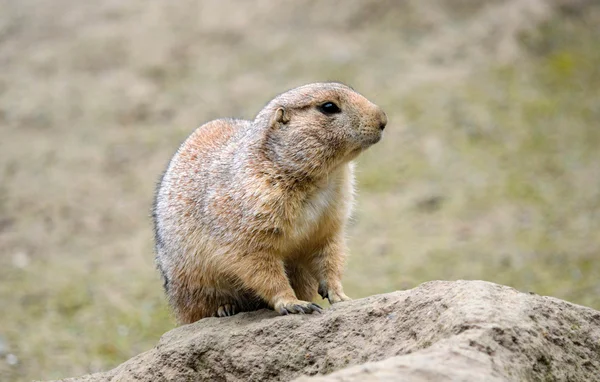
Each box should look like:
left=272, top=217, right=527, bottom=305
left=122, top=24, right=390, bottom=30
left=153, top=82, right=387, bottom=324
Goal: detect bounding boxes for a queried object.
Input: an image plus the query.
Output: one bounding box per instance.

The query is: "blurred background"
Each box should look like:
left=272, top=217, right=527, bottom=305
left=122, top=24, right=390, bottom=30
left=1, top=0, right=599, bottom=380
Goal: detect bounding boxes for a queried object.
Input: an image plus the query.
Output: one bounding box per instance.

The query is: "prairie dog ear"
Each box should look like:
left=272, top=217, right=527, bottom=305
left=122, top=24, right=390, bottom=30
left=270, top=107, right=290, bottom=128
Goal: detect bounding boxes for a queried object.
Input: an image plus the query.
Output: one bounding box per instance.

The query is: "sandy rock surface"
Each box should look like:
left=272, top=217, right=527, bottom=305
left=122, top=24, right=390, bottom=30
left=58, top=280, right=600, bottom=381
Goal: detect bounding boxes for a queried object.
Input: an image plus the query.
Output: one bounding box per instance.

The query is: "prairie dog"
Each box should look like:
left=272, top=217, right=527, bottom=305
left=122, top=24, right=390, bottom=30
left=153, top=82, right=387, bottom=324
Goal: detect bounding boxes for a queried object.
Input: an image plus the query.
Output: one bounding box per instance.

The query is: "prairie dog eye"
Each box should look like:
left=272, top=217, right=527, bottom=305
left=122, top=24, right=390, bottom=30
left=318, top=102, right=341, bottom=114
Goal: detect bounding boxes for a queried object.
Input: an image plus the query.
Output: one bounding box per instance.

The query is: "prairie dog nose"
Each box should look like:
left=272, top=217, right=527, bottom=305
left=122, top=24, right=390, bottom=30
left=377, top=108, right=388, bottom=131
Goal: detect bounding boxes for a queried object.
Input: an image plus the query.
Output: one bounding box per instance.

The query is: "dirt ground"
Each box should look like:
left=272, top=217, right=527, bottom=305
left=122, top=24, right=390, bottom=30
left=1, top=0, right=599, bottom=380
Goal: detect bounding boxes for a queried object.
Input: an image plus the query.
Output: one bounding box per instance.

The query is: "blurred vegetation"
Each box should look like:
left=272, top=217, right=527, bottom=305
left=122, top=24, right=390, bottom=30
left=0, top=1, right=598, bottom=380
left=349, top=5, right=600, bottom=307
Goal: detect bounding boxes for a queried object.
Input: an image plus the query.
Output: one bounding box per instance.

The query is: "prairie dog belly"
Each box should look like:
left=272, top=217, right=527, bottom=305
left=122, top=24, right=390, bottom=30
left=284, top=165, right=352, bottom=250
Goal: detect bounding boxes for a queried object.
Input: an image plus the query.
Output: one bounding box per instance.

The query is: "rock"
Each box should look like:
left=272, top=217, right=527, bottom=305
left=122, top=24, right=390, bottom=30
left=56, top=281, right=600, bottom=381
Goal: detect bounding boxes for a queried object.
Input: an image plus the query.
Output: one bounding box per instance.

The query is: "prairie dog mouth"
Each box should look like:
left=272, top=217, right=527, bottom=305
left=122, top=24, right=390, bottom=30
left=359, top=130, right=383, bottom=148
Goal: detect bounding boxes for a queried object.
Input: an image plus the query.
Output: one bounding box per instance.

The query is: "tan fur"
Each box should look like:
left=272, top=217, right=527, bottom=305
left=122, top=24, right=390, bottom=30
left=153, top=82, right=387, bottom=324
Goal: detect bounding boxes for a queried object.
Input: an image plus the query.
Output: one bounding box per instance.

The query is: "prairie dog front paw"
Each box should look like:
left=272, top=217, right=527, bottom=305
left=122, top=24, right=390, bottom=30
left=318, top=282, right=351, bottom=304
left=274, top=299, right=323, bottom=315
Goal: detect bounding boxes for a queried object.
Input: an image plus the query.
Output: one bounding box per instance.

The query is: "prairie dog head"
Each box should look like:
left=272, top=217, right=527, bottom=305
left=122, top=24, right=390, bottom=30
left=256, top=82, right=387, bottom=178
